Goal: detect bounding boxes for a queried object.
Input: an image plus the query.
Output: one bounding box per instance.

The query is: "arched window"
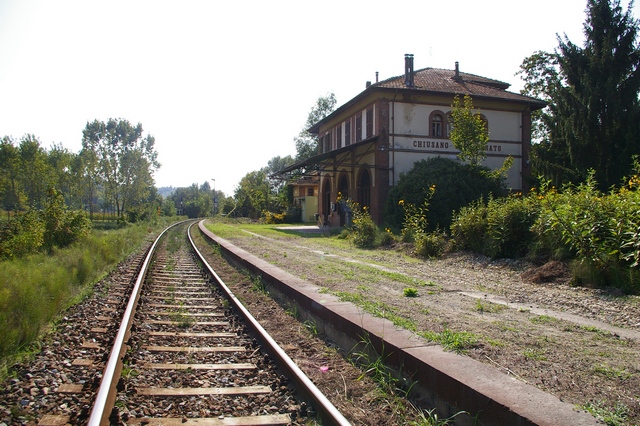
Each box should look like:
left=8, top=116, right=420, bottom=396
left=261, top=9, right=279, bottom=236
left=429, top=110, right=446, bottom=138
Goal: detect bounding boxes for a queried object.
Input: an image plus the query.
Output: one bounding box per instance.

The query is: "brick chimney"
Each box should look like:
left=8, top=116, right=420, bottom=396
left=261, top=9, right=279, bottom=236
left=404, top=54, right=414, bottom=87
left=453, top=61, right=462, bottom=82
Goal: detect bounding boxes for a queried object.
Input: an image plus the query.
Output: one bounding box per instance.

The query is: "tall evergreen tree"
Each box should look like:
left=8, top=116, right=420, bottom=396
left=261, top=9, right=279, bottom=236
left=519, top=0, right=640, bottom=189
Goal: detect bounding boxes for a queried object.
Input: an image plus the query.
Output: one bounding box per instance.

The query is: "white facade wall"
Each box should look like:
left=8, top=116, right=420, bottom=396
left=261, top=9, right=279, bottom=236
left=390, top=102, right=524, bottom=190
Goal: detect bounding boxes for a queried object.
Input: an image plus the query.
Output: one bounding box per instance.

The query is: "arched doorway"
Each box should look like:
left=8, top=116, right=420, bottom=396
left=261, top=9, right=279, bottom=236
left=322, top=176, right=332, bottom=226
left=338, top=173, right=349, bottom=226
left=357, top=169, right=371, bottom=210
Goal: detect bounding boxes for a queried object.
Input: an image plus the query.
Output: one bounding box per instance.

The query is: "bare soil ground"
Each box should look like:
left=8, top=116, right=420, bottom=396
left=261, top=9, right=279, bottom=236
left=196, top=223, right=640, bottom=425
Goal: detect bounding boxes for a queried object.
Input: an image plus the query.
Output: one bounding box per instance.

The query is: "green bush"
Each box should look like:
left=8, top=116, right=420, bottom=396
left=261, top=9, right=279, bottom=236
left=0, top=210, right=44, bottom=259
left=384, top=157, right=505, bottom=232
left=532, top=174, right=640, bottom=291
left=44, top=208, right=91, bottom=251
left=485, top=195, right=538, bottom=258
left=348, top=201, right=378, bottom=249
left=450, top=199, right=488, bottom=253
left=414, top=231, right=448, bottom=258
left=451, top=195, right=537, bottom=259
left=262, top=211, right=286, bottom=224
left=450, top=169, right=640, bottom=292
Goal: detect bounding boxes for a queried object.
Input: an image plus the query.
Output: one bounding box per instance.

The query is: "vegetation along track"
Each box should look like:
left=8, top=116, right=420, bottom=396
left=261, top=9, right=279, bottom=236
left=2, top=221, right=349, bottom=425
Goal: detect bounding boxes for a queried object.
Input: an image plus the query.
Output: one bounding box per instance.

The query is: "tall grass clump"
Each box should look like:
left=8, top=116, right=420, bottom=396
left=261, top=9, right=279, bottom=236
left=398, top=185, right=448, bottom=258
left=0, top=220, right=169, bottom=367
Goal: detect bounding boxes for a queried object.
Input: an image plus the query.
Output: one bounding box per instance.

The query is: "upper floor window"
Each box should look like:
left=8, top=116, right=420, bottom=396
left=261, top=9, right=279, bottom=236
left=307, top=187, right=314, bottom=196
left=345, top=121, right=351, bottom=146
left=429, top=111, right=444, bottom=138
left=429, top=110, right=446, bottom=138
left=336, top=124, right=342, bottom=148
left=356, top=114, right=362, bottom=142
left=323, top=133, right=332, bottom=153
left=366, top=107, right=374, bottom=138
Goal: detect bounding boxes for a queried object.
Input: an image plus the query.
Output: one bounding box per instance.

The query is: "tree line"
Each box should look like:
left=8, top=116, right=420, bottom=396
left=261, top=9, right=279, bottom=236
left=1, top=118, right=160, bottom=222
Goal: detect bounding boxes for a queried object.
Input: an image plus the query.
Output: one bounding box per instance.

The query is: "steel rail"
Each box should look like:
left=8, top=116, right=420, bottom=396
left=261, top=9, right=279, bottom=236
left=189, top=221, right=352, bottom=426
left=87, top=220, right=191, bottom=426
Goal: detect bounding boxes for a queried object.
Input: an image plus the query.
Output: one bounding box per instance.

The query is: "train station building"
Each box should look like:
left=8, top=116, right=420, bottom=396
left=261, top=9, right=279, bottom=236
left=277, top=54, right=546, bottom=227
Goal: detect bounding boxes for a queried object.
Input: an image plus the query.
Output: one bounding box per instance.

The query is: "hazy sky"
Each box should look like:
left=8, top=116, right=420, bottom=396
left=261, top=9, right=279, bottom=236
left=1, top=0, right=636, bottom=195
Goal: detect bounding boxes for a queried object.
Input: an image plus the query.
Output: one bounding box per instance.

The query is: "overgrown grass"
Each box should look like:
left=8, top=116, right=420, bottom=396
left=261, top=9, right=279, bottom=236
left=419, top=329, right=479, bottom=354
left=0, top=219, right=173, bottom=376
left=327, top=289, right=418, bottom=332
left=581, top=400, right=629, bottom=426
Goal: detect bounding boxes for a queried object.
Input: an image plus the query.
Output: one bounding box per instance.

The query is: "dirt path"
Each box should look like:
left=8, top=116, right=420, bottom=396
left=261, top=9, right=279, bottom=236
left=214, top=224, right=640, bottom=425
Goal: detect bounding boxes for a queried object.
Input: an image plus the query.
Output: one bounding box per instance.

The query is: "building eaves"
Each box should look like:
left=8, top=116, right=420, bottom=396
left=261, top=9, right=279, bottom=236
left=273, top=137, right=377, bottom=177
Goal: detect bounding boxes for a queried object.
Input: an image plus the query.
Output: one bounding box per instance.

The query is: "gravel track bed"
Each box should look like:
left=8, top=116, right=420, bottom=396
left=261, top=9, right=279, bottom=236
left=113, top=234, right=311, bottom=424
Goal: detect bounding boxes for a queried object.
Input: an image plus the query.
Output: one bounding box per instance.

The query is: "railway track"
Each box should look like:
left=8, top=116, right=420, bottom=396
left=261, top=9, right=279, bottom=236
left=72, top=220, right=348, bottom=425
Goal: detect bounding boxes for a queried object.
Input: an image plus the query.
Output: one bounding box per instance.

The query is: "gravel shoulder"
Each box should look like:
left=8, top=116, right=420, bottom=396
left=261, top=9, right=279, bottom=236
left=204, top=223, right=640, bottom=425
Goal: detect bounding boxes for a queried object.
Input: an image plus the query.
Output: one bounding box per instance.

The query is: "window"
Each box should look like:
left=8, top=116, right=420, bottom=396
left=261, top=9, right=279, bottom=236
left=366, top=107, right=374, bottom=138
left=432, top=114, right=443, bottom=137
left=323, top=133, right=332, bottom=153
left=356, top=113, right=362, bottom=142
left=345, top=121, right=351, bottom=146
left=307, top=187, right=314, bottom=196
left=429, top=110, right=446, bottom=138
left=336, top=124, right=342, bottom=148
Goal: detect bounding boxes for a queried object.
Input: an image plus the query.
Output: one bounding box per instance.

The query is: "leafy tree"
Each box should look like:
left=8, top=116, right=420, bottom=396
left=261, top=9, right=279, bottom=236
left=234, top=170, right=270, bottom=219
left=81, top=118, right=160, bottom=217
left=41, top=188, right=91, bottom=250
left=0, top=210, right=44, bottom=259
left=19, top=135, right=54, bottom=209
left=47, top=143, right=81, bottom=208
left=449, top=95, right=489, bottom=167
left=168, top=182, right=214, bottom=218
left=518, top=0, right=640, bottom=190
left=0, top=137, right=26, bottom=216
left=161, top=197, right=177, bottom=216
left=294, top=93, right=337, bottom=162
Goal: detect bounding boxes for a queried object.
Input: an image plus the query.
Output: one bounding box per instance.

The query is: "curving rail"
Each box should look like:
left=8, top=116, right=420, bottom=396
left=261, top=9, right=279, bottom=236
left=85, top=220, right=350, bottom=426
